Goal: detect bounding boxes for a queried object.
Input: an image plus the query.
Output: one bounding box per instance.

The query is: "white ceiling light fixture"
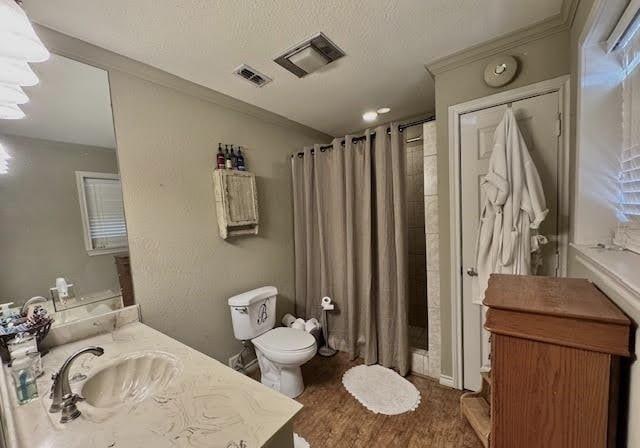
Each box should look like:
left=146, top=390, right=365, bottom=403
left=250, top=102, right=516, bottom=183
left=0, top=56, right=39, bottom=86
left=0, top=0, right=50, bottom=120
left=275, top=32, right=345, bottom=78
left=377, top=107, right=391, bottom=114
left=0, top=103, right=25, bottom=119
left=288, top=46, right=329, bottom=74
left=363, top=111, right=378, bottom=122
left=0, top=83, right=28, bottom=104
left=0, top=0, right=49, bottom=62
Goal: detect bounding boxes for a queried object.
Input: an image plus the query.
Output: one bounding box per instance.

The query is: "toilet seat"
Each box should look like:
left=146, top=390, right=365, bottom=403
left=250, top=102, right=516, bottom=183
left=253, top=327, right=316, bottom=366
left=253, top=327, right=315, bottom=351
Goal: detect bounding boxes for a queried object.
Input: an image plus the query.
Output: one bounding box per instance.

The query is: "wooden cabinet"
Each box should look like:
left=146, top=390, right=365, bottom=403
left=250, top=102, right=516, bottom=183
left=212, top=169, right=259, bottom=239
left=114, top=254, right=135, bottom=307
left=484, top=274, right=631, bottom=448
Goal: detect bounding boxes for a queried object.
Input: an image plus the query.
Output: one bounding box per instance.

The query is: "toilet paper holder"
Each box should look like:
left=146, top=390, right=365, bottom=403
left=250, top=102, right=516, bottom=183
left=318, top=296, right=337, bottom=357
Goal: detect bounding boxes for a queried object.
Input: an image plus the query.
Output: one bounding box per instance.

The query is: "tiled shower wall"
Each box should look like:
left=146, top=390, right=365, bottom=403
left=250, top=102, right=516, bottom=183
left=410, top=121, right=441, bottom=381
left=405, top=124, right=427, bottom=351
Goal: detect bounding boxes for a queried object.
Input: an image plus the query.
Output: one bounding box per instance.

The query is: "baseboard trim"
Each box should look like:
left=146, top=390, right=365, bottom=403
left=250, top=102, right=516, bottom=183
left=439, top=375, right=455, bottom=388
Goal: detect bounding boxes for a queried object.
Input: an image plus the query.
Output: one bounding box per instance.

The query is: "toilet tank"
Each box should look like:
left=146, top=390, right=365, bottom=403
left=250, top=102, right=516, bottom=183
left=228, top=286, right=277, bottom=341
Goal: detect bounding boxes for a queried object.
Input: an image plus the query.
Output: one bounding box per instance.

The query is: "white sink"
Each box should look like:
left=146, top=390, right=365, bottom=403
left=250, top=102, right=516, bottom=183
left=81, top=351, right=181, bottom=410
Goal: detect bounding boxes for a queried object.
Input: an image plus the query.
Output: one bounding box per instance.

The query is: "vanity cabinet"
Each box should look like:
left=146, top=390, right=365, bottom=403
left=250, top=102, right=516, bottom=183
left=212, top=170, right=259, bottom=239
left=484, top=274, right=631, bottom=448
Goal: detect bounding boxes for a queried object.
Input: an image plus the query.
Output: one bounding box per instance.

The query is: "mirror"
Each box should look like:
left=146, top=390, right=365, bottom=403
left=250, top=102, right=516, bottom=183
left=0, top=54, right=132, bottom=326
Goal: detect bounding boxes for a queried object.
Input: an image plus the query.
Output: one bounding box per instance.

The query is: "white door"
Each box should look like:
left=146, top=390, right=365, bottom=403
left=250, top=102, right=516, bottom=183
left=460, top=92, right=562, bottom=391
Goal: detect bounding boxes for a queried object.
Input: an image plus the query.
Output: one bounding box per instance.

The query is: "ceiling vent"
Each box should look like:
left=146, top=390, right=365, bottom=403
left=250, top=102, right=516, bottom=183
left=233, top=64, right=272, bottom=87
left=274, top=32, right=345, bottom=78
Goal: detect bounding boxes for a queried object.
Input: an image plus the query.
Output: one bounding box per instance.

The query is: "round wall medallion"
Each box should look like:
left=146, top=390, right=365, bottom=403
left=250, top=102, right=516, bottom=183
left=483, top=55, right=518, bottom=87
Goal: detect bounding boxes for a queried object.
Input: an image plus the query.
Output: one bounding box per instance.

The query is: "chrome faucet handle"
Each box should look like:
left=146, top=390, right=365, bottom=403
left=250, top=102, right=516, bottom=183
left=60, top=393, right=83, bottom=423
left=49, top=372, right=58, bottom=400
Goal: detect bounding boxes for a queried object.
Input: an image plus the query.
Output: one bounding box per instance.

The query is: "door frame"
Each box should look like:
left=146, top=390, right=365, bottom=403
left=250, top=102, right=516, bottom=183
left=447, top=75, right=571, bottom=390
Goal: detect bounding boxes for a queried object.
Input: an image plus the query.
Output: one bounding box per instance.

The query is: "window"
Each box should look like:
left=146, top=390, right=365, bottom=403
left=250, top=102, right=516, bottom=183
left=76, top=171, right=128, bottom=255
left=613, top=11, right=640, bottom=254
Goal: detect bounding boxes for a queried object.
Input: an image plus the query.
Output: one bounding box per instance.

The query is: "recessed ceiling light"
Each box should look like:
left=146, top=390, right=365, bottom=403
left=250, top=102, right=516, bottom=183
left=363, top=111, right=378, bottom=122
left=377, top=107, right=391, bottom=114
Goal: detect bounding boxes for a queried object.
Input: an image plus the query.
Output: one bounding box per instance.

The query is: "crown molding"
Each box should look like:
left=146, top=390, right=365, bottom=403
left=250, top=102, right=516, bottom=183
left=426, top=0, right=579, bottom=77
left=33, top=24, right=331, bottom=141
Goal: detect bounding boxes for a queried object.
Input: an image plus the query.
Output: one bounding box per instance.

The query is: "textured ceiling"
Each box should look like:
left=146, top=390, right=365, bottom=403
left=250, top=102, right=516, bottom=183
left=0, top=54, right=116, bottom=148
left=23, top=0, right=563, bottom=136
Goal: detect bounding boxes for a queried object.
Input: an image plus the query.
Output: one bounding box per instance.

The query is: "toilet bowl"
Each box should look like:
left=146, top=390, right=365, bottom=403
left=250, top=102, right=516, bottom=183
left=228, top=286, right=317, bottom=398
left=252, top=327, right=317, bottom=398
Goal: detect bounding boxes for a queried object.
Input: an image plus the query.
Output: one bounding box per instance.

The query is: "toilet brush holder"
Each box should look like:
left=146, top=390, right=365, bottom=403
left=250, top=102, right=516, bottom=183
left=318, top=297, right=337, bottom=357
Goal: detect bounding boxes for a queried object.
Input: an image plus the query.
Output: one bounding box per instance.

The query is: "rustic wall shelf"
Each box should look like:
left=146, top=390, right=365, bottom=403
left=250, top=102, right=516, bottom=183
left=212, top=170, right=259, bottom=239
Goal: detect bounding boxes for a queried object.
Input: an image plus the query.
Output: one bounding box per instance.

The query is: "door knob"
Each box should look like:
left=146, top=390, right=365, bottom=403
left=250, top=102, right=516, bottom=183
left=467, top=268, right=478, bottom=277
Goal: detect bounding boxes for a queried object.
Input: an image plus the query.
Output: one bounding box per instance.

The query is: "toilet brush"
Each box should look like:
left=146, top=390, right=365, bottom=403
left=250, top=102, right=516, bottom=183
left=318, top=296, right=337, bottom=357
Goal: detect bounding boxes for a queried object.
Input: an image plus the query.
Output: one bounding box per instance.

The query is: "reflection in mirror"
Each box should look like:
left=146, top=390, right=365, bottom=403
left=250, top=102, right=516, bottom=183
left=0, top=54, right=132, bottom=328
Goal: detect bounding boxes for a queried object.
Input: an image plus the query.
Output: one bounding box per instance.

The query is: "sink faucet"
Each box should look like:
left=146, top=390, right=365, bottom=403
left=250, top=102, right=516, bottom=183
left=49, top=346, right=104, bottom=422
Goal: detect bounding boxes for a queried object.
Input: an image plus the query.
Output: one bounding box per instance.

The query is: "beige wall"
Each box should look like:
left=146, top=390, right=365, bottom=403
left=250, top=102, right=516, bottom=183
left=32, top=25, right=331, bottom=366
left=35, top=26, right=329, bottom=365
left=433, top=30, right=571, bottom=376
left=108, top=71, right=329, bottom=363
left=0, top=133, right=120, bottom=304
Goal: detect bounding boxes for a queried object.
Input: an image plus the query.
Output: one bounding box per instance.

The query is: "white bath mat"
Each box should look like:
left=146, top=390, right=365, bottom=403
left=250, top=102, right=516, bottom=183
left=294, top=433, right=310, bottom=448
left=342, top=364, right=421, bottom=415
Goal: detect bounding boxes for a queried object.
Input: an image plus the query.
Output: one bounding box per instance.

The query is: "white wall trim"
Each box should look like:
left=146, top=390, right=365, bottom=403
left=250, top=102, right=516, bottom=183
left=439, top=374, right=455, bottom=388
left=426, top=0, right=579, bottom=76
left=447, top=75, right=571, bottom=390
left=572, top=245, right=640, bottom=323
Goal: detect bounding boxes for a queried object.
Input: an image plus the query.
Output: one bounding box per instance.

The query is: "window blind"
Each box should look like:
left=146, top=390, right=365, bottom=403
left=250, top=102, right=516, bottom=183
left=615, top=31, right=640, bottom=252
left=82, top=177, right=127, bottom=250
left=622, top=35, right=640, bottom=218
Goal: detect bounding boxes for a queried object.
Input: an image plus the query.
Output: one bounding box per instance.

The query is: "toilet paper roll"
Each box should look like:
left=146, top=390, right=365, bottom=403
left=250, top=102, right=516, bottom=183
left=282, top=313, right=296, bottom=327
left=321, top=296, right=334, bottom=311
left=304, top=318, right=320, bottom=333
left=291, top=318, right=306, bottom=331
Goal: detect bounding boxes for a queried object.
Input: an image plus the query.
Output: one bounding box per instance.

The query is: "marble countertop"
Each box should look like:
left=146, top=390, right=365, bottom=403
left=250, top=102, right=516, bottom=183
left=3, top=321, right=302, bottom=448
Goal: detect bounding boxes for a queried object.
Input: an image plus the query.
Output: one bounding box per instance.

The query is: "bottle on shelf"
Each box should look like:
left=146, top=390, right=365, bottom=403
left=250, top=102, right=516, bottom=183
left=237, top=147, right=246, bottom=171
left=225, top=145, right=232, bottom=169
left=216, top=143, right=225, bottom=169
left=230, top=145, right=238, bottom=170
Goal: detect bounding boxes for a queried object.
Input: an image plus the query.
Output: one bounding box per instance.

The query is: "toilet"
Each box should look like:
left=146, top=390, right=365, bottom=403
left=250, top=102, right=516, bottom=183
left=228, top=286, right=316, bottom=398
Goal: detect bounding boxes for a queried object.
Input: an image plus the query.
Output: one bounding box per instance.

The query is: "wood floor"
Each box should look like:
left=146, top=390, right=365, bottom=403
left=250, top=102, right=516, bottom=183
left=292, top=352, right=483, bottom=448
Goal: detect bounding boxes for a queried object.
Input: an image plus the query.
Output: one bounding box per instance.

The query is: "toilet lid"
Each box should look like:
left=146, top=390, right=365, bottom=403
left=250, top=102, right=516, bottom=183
left=253, top=327, right=315, bottom=352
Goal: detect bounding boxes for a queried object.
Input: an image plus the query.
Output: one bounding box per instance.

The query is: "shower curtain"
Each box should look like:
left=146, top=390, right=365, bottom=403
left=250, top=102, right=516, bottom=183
left=291, top=124, right=409, bottom=375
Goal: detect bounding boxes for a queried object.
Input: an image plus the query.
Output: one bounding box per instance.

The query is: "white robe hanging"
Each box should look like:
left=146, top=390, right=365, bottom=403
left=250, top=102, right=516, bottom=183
left=472, top=108, right=549, bottom=304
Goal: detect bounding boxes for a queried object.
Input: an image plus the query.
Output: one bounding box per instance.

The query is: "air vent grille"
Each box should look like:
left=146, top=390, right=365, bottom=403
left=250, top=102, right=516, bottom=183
left=233, top=64, right=272, bottom=87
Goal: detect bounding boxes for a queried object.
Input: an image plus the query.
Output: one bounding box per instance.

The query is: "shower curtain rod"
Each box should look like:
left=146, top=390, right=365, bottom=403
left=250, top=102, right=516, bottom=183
left=293, top=115, right=435, bottom=158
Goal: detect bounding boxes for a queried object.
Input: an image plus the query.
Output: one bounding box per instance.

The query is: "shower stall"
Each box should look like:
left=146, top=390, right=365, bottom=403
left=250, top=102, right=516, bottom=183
left=405, top=124, right=428, bottom=350
left=405, top=121, right=441, bottom=379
